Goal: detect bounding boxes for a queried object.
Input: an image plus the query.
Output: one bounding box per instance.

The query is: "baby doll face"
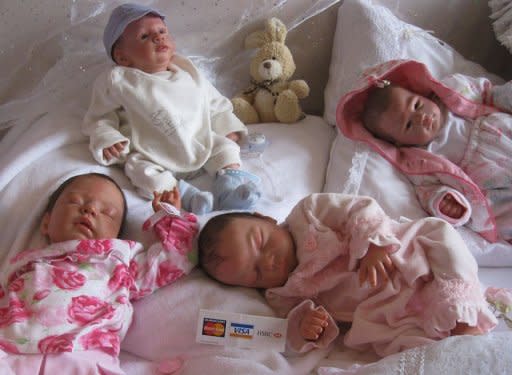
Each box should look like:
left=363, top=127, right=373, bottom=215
left=209, top=216, right=298, bottom=289
left=41, top=175, right=125, bottom=243
left=373, top=86, right=444, bottom=146
left=114, top=15, right=175, bottom=74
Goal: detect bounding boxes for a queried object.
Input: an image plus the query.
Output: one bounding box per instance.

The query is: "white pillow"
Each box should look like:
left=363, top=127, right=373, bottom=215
left=322, top=0, right=512, bottom=266
left=324, top=131, right=426, bottom=222
left=323, top=0, right=502, bottom=126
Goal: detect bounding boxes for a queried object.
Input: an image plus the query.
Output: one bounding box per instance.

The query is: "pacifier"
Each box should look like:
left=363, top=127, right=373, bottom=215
left=240, top=132, right=269, bottom=157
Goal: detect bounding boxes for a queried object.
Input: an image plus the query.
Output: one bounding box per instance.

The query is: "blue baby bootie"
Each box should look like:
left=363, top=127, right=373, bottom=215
left=178, top=180, right=213, bottom=215
left=213, top=169, right=261, bottom=210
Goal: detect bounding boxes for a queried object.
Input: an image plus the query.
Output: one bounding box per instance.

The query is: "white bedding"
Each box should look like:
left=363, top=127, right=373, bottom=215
left=0, top=108, right=336, bottom=374
left=1, top=0, right=511, bottom=374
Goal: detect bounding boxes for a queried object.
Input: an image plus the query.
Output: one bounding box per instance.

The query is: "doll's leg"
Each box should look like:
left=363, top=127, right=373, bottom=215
left=125, top=152, right=178, bottom=199
left=178, top=180, right=213, bottom=214
left=212, top=168, right=261, bottom=210
left=125, top=153, right=213, bottom=214
left=409, top=218, right=497, bottom=336
left=205, top=137, right=261, bottom=210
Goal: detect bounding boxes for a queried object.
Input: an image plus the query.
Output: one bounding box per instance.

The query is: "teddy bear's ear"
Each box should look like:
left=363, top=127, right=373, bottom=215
left=265, top=18, right=287, bottom=44
left=244, top=17, right=288, bottom=49
left=244, top=30, right=268, bottom=49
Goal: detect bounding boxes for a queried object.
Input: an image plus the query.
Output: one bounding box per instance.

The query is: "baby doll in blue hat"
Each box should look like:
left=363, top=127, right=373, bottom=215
left=82, top=3, right=261, bottom=214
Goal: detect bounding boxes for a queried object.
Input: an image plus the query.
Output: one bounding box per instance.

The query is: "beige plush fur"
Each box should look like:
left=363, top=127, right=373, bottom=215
left=231, top=18, right=310, bottom=124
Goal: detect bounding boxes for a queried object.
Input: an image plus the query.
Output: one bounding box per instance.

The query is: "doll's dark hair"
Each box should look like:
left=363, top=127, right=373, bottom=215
left=198, top=211, right=261, bottom=279
left=45, top=173, right=128, bottom=237
left=362, top=84, right=398, bottom=144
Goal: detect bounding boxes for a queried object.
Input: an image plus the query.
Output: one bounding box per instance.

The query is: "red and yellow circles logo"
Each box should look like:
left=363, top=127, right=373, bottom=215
left=202, top=318, right=226, bottom=337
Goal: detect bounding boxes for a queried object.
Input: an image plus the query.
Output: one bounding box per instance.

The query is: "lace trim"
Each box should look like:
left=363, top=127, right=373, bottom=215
left=401, top=26, right=435, bottom=43
left=341, top=142, right=369, bottom=195
left=398, top=346, right=426, bottom=375
left=425, top=277, right=481, bottom=307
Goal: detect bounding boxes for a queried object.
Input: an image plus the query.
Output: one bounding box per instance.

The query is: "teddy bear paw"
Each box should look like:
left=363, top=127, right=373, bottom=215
left=231, top=97, right=260, bottom=124
left=275, top=89, right=304, bottom=123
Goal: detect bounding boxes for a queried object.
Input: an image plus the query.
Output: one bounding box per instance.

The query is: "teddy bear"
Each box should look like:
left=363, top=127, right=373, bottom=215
left=231, top=18, right=310, bottom=124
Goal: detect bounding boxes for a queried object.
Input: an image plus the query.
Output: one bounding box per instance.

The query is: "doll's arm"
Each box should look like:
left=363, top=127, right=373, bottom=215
left=358, top=243, right=395, bottom=288
left=288, top=194, right=401, bottom=271
left=103, top=141, right=128, bottom=162
left=416, top=184, right=472, bottom=226
left=226, top=132, right=241, bottom=143
left=443, top=73, right=512, bottom=112
left=152, top=187, right=182, bottom=212
left=299, top=307, right=329, bottom=340
left=124, top=153, right=178, bottom=199
left=205, top=79, right=248, bottom=137
left=285, top=300, right=339, bottom=353
left=130, top=206, right=198, bottom=300
left=82, top=73, right=130, bottom=165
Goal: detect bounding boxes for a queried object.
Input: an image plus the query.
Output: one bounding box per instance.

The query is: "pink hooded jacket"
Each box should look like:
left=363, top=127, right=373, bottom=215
left=336, top=59, right=502, bottom=242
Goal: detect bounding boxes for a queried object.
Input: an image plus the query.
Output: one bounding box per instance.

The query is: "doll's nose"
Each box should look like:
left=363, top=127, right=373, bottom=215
left=152, top=33, right=164, bottom=42
left=81, top=204, right=97, bottom=216
left=411, top=112, right=423, bottom=126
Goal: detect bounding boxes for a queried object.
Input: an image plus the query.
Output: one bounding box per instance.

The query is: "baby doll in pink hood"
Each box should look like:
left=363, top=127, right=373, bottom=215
left=337, top=59, right=512, bottom=244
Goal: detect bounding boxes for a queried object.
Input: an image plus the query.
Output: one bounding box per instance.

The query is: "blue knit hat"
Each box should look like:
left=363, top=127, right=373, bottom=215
left=103, top=3, right=165, bottom=60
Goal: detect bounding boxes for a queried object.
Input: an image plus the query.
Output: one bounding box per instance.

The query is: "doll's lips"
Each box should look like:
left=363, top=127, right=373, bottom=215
left=75, top=217, right=94, bottom=234
left=156, top=45, right=169, bottom=52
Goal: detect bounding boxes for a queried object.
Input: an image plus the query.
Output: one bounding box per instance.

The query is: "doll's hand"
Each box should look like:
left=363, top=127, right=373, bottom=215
left=359, top=244, right=394, bottom=288
left=103, top=141, right=127, bottom=161
left=152, top=187, right=181, bottom=212
left=439, top=193, right=466, bottom=219
left=299, top=308, right=329, bottom=341
left=226, top=132, right=240, bottom=143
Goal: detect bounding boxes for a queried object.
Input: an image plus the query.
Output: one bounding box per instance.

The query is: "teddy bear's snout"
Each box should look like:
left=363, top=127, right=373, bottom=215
left=259, top=59, right=282, bottom=80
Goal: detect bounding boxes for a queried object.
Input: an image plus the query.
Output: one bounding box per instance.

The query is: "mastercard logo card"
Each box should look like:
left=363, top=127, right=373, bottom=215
left=202, top=318, right=226, bottom=337
left=196, top=309, right=288, bottom=352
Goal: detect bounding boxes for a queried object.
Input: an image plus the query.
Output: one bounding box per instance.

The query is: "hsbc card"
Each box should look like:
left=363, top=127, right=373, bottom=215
left=196, top=309, right=288, bottom=352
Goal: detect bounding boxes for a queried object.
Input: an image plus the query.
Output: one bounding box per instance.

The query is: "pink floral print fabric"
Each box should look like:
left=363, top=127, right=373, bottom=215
left=0, top=211, right=197, bottom=356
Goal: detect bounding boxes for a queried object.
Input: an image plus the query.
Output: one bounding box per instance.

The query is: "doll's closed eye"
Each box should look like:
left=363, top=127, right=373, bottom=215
left=101, top=207, right=117, bottom=218
left=67, top=193, right=83, bottom=205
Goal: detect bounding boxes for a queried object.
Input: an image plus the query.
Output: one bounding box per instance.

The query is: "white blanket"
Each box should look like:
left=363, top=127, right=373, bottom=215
left=0, top=106, right=335, bottom=374
left=1, top=106, right=509, bottom=375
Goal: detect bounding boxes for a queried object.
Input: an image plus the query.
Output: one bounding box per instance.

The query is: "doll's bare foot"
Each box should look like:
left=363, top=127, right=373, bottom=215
left=450, top=322, right=483, bottom=336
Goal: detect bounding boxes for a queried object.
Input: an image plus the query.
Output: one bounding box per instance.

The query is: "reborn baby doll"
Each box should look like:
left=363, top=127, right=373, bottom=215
left=82, top=3, right=261, bottom=215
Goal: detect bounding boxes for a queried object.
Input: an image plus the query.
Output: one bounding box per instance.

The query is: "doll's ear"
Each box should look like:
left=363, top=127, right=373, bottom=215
left=40, top=212, right=50, bottom=236
left=113, top=47, right=131, bottom=67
